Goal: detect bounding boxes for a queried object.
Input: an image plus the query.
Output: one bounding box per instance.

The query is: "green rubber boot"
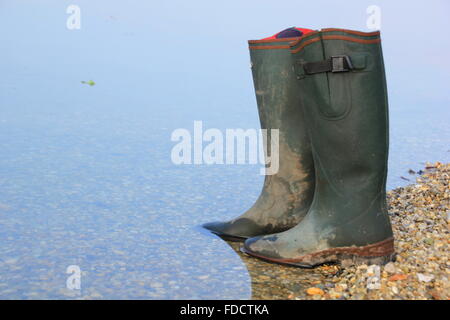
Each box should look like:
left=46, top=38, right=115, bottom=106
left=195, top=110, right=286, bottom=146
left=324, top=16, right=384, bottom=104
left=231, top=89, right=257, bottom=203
left=243, top=29, right=395, bottom=266
left=203, top=35, right=315, bottom=241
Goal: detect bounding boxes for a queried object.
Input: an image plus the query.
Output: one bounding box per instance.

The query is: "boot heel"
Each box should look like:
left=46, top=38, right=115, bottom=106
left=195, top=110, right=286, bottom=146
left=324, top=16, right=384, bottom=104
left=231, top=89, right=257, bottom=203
left=338, top=237, right=396, bottom=267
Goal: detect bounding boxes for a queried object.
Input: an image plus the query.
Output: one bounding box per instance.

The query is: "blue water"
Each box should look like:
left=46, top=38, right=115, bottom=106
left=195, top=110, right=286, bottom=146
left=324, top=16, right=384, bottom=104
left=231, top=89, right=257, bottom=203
left=0, top=1, right=449, bottom=299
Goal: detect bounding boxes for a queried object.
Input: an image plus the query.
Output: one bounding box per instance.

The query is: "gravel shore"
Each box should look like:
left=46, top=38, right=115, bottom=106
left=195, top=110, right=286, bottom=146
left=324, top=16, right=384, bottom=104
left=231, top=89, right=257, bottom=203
left=229, top=162, right=449, bottom=300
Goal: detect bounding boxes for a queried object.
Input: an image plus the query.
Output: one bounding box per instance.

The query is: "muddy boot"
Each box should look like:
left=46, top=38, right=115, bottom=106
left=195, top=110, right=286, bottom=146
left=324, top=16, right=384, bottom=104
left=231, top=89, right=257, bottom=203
left=203, top=28, right=316, bottom=241
left=243, top=28, right=395, bottom=266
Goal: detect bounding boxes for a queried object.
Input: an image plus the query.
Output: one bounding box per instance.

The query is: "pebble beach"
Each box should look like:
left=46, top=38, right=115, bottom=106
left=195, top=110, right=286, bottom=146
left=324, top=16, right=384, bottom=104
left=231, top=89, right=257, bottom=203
left=228, top=162, right=449, bottom=300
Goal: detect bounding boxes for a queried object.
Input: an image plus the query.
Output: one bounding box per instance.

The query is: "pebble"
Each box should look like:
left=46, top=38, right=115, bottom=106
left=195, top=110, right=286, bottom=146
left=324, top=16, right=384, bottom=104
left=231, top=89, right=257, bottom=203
left=417, top=273, right=434, bottom=283
left=384, top=262, right=397, bottom=274
left=306, top=287, right=324, bottom=296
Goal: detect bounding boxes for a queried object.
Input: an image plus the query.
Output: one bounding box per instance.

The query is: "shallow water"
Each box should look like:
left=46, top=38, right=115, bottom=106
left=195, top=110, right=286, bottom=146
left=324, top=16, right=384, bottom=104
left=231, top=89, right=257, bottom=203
left=1, top=1, right=449, bottom=299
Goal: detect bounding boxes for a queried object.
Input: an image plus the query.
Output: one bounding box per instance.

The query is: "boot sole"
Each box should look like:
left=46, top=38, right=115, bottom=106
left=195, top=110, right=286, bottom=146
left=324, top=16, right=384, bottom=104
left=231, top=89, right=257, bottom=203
left=210, top=231, right=248, bottom=242
left=242, top=237, right=395, bottom=268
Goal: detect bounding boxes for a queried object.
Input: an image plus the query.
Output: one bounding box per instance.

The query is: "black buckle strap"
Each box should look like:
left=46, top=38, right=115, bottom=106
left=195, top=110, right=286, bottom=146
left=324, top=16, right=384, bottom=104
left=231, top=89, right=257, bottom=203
left=303, top=55, right=354, bottom=75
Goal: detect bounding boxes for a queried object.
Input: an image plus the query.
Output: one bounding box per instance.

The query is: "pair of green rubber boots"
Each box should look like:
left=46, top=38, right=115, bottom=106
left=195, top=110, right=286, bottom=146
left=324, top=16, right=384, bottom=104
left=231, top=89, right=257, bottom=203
left=203, top=28, right=395, bottom=267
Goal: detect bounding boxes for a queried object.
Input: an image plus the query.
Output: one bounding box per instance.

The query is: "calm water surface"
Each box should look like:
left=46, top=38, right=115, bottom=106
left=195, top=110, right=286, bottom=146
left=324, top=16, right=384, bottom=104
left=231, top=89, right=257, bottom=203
left=1, top=1, right=449, bottom=299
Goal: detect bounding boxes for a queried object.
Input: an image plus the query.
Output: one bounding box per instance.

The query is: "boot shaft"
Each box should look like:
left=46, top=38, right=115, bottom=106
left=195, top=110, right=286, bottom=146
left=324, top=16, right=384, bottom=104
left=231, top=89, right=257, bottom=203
left=290, top=29, right=392, bottom=244
left=248, top=38, right=312, bottom=153
left=247, top=38, right=315, bottom=212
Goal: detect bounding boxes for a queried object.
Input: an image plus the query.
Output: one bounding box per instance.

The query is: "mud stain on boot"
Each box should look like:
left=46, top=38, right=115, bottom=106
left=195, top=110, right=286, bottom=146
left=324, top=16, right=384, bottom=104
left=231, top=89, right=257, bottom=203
left=242, top=136, right=315, bottom=233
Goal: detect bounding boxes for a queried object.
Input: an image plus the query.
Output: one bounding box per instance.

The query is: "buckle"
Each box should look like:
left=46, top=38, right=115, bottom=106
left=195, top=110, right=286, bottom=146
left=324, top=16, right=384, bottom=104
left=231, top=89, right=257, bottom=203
left=331, top=55, right=354, bottom=72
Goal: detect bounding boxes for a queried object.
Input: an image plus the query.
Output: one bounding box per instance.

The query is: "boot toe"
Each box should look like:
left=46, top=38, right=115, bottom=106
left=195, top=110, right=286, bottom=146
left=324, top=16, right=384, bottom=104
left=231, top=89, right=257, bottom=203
left=202, top=221, right=229, bottom=234
left=202, top=218, right=262, bottom=241
left=202, top=221, right=247, bottom=241
left=243, top=235, right=284, bottom=260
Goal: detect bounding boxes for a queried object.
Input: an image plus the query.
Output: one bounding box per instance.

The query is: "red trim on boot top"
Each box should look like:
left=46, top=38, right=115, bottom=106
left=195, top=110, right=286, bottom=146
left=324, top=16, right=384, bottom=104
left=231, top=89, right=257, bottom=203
left=261, top=27, right=314, bottom=40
